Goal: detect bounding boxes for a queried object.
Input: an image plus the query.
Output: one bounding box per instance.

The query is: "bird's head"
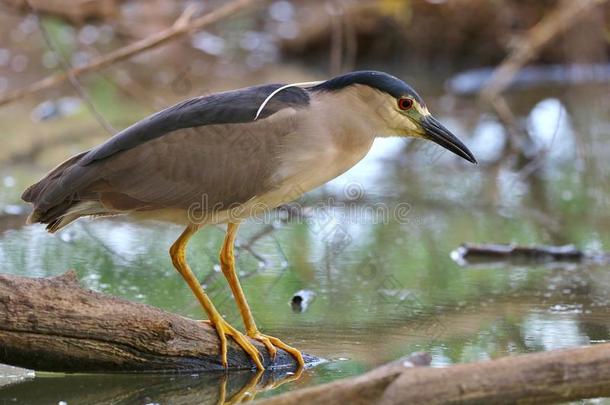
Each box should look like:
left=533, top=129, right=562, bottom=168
left=310, top=71, right=477, bottom=164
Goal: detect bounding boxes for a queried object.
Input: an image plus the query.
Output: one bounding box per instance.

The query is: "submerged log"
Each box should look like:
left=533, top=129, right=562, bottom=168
left=451, top=242, right=596, bottom=266
left=0, top=271, right=314, bottom=373
left=258, top=343, right=610, bottom=405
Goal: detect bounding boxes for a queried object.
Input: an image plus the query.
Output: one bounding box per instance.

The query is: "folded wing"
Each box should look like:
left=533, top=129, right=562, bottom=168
left=22, top=84, right=309, bottom=231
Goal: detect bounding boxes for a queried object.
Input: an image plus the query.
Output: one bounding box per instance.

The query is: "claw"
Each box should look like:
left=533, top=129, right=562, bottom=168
left=211, top=318, right=265, bottom=370
left=251, top=332, right=277, bottom=360
left=249, top=331, right=304, bottom=369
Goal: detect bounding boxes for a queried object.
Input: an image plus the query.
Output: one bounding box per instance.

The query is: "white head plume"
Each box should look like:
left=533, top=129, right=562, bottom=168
left=254, top=81, right=322, bottom=120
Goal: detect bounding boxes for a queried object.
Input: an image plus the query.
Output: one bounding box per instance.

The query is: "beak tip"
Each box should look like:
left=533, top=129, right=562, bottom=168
left=422, top=116, right=477, bottom=165
left=461, top=153, right=477, bottom=165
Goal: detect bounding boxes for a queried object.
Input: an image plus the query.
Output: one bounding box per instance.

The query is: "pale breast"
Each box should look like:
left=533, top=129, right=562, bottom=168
left=233, top=101, right=378, bottom=220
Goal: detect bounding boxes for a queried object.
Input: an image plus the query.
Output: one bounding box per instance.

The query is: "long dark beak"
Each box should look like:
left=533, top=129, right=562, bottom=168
left=421, top=116, right=477, bottom=164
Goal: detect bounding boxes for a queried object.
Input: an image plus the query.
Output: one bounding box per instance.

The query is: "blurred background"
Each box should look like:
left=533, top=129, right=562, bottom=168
left=1, top=0, right=610, bottom=403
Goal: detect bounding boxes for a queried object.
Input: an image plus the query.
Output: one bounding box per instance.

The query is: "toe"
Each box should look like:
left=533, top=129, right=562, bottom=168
left=253, top=334, right=278, bottom=360
left=211, top=320, right=229, bottom=368
left=224, top=323, right=265, bottom=370
left=233, top=333, right=265, bottom=369
left=266, top=335, right=305, bottom=368
left=248, top=332, right=304, bottom=369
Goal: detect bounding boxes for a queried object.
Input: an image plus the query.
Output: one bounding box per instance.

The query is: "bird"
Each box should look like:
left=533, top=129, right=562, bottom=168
left=22, top=70, right=476, bottom=371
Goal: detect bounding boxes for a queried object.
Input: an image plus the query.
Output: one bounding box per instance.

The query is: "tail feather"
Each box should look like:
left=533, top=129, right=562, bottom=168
left=22, top=151, right=89, bottom=204
left=46, top=201, right=112, bottom=233
left=22, top=151, right=103, bottom=232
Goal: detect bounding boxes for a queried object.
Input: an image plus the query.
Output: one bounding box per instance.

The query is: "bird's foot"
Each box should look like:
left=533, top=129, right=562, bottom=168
left=198, top=320, right=303, bottom=370
left=248, top=330, right=305, bottom=369
left=207, top=318, right=265, bottom=370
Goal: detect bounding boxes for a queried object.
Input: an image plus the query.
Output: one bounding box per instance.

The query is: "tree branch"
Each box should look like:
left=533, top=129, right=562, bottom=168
left=0, top=0, right=265, bottom=107
left=480, top=0, right=608, bottom=101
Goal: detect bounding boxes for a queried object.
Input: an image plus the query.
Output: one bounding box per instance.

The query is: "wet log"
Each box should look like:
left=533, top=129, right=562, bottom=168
left=258, top=343, right=610, bottom=405
left=0, top=271, right=313, bottom=373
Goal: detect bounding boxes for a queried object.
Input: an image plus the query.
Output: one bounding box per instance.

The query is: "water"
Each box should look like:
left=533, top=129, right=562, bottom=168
left=1, top=81, right=610, bottom=403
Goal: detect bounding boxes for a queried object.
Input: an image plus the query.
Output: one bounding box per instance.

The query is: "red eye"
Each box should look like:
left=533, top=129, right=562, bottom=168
left=398, top=98, right=414, bottom=111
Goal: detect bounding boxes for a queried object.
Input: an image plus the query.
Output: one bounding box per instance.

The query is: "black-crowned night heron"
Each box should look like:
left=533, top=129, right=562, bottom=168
left=22, top=71, right=476, bottom=370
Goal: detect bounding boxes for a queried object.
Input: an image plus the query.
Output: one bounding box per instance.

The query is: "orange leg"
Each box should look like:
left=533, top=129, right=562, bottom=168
left=169, top=225, right=263, bottom=369
left=219, top=223, right=305, bottom=369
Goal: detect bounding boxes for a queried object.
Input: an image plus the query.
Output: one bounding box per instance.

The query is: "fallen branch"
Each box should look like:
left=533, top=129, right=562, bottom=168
left=0, top=271, right=314, bottom=373
left=0, top=0, right=264, bottom=107
left=258, top=344, right=610, bottom=404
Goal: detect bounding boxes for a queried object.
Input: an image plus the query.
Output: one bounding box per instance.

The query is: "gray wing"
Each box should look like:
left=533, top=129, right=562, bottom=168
left=80, top=83, right=309, bottom=165
left=23, top=84, right=309, bottom=221
left=92, top=113, right=299, bottom=211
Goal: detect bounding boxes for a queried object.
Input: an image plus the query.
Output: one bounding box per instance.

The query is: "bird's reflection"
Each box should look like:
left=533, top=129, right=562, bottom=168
left=218, top=367, right=303, bottom=404
left=0, top=366, right=305, bottom=405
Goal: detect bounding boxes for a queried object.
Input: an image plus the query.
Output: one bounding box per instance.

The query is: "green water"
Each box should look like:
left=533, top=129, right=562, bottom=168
left=1, top=82, right=610, bottom=404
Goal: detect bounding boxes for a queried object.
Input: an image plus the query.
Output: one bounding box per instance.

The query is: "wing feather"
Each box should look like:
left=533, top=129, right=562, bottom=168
left=95, top=111, right=300, bottom=211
